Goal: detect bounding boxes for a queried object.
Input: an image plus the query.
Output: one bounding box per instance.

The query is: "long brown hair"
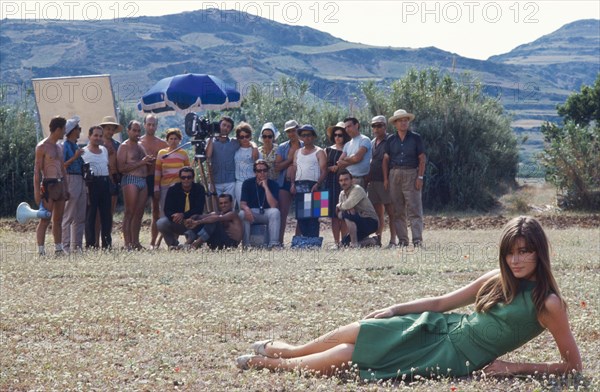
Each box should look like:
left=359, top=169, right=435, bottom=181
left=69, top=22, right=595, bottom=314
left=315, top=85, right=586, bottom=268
left=475, top=216, right=565, bottom=314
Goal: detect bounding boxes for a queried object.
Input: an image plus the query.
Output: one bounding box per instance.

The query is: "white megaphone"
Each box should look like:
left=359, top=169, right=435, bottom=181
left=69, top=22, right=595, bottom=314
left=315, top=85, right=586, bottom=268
left=16, top=202, right=51, bottom=224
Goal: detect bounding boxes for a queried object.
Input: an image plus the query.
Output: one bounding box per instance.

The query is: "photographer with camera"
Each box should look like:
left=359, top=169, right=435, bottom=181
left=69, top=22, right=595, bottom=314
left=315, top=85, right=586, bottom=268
left=205, top=116, right=238, bottom=200
left=82, top=125, right=112, bottom=249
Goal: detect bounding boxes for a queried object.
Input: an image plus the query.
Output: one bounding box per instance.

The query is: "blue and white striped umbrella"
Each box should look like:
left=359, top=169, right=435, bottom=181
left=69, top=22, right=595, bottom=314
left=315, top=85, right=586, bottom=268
left=137, top=73, right=241, bottom=116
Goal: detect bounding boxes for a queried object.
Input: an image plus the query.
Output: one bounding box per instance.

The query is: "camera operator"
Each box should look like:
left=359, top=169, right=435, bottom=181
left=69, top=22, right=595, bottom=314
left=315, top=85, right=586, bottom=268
left=205, top=116, right=238, bottom=200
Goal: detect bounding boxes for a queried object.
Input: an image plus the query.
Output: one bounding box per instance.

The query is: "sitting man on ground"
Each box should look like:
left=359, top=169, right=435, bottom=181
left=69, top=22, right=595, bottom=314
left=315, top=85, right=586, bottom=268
left=157, top=166, right=206, bottom=249
left=336, top=170, right=379, bottom=248
left=239, top=159, right=281, bottom=248
left=183, top=194, right=243, bottom=250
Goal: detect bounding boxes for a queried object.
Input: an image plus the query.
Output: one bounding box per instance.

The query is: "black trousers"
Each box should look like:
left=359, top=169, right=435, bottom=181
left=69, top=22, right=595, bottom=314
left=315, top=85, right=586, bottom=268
left=85, top=177, right=112, bottom=248
left=295, top=180, right=320, bottom=237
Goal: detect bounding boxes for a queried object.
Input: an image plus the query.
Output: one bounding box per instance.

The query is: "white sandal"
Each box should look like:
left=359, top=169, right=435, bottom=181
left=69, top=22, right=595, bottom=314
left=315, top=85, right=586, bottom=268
left=251, top=339, right=274, bottom=357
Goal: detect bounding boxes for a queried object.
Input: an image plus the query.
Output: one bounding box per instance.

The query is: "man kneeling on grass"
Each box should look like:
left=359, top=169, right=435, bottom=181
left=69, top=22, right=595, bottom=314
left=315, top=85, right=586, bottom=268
left=183, top=194, right=243, bottom=250
left=337, top=170, right=379, bottom=248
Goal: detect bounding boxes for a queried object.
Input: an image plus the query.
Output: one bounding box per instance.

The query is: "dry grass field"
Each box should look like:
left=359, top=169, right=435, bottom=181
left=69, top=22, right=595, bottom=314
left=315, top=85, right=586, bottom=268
left=1, top=183, right=598, bottom=390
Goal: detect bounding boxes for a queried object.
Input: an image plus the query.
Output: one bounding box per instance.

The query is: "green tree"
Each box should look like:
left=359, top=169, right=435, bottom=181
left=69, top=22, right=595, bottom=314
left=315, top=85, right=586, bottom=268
left=363, top=68, right=518, bottom=210
left=239, top=76, right=355, bottom=144
left=541, top=75, right=600, bottom=210
left=0, top=93, right=38, bottom=216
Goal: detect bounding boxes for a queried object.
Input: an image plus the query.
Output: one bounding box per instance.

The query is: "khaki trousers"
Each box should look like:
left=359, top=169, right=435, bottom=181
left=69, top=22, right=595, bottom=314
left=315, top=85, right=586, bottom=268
left=389, top=168, right=423, bottom=244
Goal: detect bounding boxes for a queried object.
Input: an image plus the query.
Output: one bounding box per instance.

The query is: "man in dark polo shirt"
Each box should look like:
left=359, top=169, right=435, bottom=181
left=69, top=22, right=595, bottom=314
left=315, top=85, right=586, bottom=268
left=382, top=109, right=426, bottom=247
left=157, top=166, right=206, bottom=249
left=367, top=115, right=398, bottom=248
left=239, top=159, right=281, bottom=248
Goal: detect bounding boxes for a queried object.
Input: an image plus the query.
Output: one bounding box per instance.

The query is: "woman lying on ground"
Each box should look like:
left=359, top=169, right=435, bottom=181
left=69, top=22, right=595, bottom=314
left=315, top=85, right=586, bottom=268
left=236, top=216, right=582, bottom=380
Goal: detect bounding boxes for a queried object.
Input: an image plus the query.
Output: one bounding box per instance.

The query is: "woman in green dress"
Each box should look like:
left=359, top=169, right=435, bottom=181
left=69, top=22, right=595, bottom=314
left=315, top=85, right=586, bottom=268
left=236, top=216, right=582, bottom=379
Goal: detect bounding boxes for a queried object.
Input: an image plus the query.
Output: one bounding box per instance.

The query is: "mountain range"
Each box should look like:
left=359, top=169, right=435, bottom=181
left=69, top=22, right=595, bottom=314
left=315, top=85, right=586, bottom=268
left=1, top=11, right=599, bottom=129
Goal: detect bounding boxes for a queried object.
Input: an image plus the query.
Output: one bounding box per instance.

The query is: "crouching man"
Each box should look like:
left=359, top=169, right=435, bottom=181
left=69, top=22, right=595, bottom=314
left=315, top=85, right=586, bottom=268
left=336, top=170, right=379, bottom=247
left=156, top=166, right=205, bottom=249
left=184, top=194, right=243, bottom=250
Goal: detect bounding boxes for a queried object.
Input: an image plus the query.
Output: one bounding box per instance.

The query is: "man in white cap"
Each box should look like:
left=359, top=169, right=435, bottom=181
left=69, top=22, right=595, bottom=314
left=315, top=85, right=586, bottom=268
left=382, top=109, right=426, bottom=247
left=367, top=115, right=397, bottom=248
left=61, top=115, right=86, bottom=253
left=274, top=119, right=303, bottom=244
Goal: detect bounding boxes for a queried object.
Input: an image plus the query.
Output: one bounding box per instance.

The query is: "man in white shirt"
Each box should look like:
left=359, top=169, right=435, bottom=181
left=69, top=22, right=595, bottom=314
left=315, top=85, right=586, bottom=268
left=81, top=125, right=112, bottom=249
left=336, top=117, right=372, bottom=189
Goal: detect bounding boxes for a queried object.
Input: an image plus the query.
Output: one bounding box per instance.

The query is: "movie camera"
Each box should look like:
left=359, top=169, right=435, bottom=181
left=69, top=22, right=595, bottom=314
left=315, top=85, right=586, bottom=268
left=184, top=113, right=220, bottom=159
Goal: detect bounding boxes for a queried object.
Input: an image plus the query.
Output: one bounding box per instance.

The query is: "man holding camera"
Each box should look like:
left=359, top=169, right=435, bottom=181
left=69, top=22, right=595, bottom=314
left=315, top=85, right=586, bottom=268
left=206, top=116, right=238, bottom=199
left=239, top=159, right=281, bottom=248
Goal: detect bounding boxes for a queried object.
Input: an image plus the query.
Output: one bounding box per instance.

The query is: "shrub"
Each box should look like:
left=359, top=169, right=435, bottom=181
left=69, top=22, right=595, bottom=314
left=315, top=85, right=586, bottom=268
left=362, top=68, right=518, bottom=210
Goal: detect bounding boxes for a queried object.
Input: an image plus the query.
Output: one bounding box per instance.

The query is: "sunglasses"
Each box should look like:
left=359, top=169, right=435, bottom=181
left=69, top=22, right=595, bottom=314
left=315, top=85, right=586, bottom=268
left=237, top=134, right=251, bottom=140
left=333, top=133, right=344, bottom=137
left=300, top=133, right=314, bottom=138
left=262, top=134, right=273, bottom=139
left=371, top=124, right=385, bottom=128
left=180, top=175, right=193, bottom=180
left=255, top=168, right=268, bottom=173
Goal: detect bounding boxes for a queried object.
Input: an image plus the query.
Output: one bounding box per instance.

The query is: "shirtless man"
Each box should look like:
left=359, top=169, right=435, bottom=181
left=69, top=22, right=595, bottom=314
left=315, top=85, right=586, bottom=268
left=117, top=120, right=155, bottom=250
left=139, top=114, right=167, bottom=248
left=184, top=194, right=242, bottom=250
left=34, top=116, right=69, bottom=256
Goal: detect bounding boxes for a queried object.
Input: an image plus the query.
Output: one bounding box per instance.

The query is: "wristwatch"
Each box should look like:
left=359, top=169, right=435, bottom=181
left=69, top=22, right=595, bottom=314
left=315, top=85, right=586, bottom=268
left=418, top=176, right=424, bottom=180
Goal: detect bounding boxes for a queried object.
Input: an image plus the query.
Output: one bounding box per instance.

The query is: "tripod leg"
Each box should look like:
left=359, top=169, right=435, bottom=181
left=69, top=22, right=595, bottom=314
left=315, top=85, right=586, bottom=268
left=196, top=159, right=213, bottom=213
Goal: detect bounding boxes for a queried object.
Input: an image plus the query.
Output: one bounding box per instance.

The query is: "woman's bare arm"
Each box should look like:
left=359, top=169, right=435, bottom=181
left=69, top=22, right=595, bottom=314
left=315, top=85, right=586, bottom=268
left=364, top=270, right=499, bottom=319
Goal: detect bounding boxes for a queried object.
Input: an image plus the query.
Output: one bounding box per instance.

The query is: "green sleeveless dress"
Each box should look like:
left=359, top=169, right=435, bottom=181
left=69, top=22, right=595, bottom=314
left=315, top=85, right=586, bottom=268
left=351, top=280, right=545, bottom=380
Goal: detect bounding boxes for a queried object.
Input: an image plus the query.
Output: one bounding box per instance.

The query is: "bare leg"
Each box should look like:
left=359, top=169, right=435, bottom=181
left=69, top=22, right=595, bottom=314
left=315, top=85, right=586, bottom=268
left=331, top=217, right=341, bottom=244
left=150, top=195, right=160, bottom=246
left=51, top=200, right=65, bottom=245
left=374, top=203, right=385, bottom=237
left=122, top=184, right=139, bottom=248
left=385, top=203, right=397, bottom=244
left=248, top=344, right=355, bottom=375
left=278, top=189, right=292, bottom=244
left=262, top=322, right=360, bottom=359
left=131, top=187, right=147, bottom=247
left=344, top=220, right=358, bottom=246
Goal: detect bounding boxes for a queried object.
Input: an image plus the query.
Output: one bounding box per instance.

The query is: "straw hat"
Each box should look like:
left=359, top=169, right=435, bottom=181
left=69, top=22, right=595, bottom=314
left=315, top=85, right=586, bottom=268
left=99, top=115, right=124, bottom=132
left=388, top=109, right=415, bottom=123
